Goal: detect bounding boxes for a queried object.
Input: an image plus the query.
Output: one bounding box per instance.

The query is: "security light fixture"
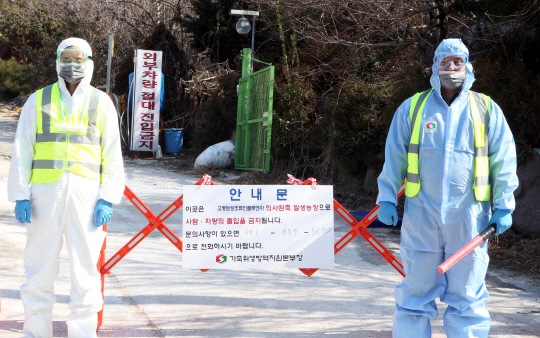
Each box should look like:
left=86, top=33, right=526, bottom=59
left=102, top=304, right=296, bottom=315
left=236, top=16, right=251, bottom=34
left=230, top=9, right=260, bottom=72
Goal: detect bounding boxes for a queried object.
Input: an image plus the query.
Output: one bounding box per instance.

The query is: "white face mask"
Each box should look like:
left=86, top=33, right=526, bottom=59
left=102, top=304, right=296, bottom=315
left=438, top=71, right=466, bottom=90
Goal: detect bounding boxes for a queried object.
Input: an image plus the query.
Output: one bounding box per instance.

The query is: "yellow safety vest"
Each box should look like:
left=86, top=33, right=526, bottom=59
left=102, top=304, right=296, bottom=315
left=405, top=89, right=492, bottom=201
left=32, top=83, right=106, bottom=183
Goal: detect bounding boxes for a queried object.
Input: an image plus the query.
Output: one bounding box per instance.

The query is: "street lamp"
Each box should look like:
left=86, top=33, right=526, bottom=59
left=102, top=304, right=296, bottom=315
left=230, top=9, right=259, bottom=72
left=236, top=16, right=251, bottom=35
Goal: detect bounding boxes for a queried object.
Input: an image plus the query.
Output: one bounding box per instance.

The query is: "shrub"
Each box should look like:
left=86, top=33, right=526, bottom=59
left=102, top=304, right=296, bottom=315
left=330, top=81, right=390, bottom=178
left=0, top=58, right=34, bottom=100
left=473, top=58, right=540, bottom=162
left=188, top=72, right=240, bottom=151
left=329, top=62, right=431, bottom=180
left=270, top=77, right=323, bottom=177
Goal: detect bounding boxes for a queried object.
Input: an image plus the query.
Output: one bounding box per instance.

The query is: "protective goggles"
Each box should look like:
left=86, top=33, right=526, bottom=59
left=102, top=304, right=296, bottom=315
left=435, top=53, right=468, bottom=70
left=439, top=60, right=467, bottom=70
left=57, top=48, right=90, bottom=65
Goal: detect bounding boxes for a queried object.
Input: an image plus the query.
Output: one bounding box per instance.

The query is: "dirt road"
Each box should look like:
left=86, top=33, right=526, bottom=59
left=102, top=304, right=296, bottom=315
left=1, top=110, right=539, bottom=337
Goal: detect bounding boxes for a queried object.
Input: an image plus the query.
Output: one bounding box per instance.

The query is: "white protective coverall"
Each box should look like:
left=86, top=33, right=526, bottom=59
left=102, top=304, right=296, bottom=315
left=7, top=38, right=125, bottom=337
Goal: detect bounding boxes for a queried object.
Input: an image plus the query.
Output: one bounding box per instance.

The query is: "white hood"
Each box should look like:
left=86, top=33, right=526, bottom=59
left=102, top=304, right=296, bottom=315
left=56, top=37, right=94, bottom=91
left=429, top=38, right=475, bottom=96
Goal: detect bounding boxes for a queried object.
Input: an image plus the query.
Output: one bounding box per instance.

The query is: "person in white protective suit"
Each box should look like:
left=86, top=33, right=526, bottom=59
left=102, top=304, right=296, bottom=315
left=7, top=38, right=125, bottom=337
left=376, top=39, right=518, bottom=337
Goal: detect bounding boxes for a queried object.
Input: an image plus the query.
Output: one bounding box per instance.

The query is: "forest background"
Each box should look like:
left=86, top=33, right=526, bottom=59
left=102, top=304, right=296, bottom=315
left=1, top=0, right=540, bottom=241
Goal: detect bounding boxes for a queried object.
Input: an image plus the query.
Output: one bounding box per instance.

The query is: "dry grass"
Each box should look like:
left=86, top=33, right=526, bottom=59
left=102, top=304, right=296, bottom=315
left=173, top=150, right=199, bottom=172
left=489, top=230, right=540, bottom=278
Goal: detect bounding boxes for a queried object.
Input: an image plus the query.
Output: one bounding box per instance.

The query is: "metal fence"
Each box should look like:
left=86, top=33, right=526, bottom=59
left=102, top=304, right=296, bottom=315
left=235, top=49, right=275, bottom=172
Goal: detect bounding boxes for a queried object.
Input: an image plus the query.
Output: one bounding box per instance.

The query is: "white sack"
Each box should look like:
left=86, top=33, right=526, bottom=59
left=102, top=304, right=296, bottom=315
left=194, top=140, right=235, bottom=169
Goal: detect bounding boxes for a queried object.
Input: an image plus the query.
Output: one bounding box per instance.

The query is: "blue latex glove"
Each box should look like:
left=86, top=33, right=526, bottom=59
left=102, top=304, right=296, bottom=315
left=15, top=200, right=32, bottom=224
left=94, top=199, right=113, bottom=227
left=488, top=209, right=512, bottom=235
left=378, top=201, right=398, bottom=226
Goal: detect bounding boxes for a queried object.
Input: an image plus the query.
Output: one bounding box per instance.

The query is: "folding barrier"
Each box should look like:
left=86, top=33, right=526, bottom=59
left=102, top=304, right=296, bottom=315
left=286, top=176, right=406, bottom=278
left=96, top=225, right=107, bottom=330
left=96, top=174, right=405, bottom=331
left=96, top=175, right=214, bottom=332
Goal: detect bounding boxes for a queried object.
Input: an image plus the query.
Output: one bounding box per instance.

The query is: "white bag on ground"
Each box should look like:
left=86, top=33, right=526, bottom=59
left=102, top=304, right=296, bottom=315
left=194, top=140, right=236, bottom=169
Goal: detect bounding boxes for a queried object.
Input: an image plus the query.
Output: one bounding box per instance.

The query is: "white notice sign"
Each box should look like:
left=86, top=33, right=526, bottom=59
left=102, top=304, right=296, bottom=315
left=183, top=185, right=334, bottom=269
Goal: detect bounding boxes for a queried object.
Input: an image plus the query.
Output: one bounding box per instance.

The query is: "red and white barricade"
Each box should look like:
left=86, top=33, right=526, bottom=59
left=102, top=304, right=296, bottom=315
left=96, top=174, right=405, bottom=332
left=286, top=175, right=406, bottom=278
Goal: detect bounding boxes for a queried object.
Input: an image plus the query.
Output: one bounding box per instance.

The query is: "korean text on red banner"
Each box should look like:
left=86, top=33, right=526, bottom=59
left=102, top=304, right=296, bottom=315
left=131, top=49, right=162, bottom=152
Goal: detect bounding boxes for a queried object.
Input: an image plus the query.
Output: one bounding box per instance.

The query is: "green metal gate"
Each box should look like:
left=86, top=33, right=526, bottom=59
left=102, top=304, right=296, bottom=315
left=234, top=48, right=275, bottom=172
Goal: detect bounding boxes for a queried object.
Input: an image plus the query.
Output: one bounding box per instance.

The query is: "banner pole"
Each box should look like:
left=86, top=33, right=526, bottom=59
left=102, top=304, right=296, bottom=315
left=106, top=35, right=114, bottom=94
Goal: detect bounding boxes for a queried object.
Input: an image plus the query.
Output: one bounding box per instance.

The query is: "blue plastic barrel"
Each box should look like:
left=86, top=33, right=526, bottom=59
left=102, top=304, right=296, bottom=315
left=164, top=128, right=184, bottom=153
